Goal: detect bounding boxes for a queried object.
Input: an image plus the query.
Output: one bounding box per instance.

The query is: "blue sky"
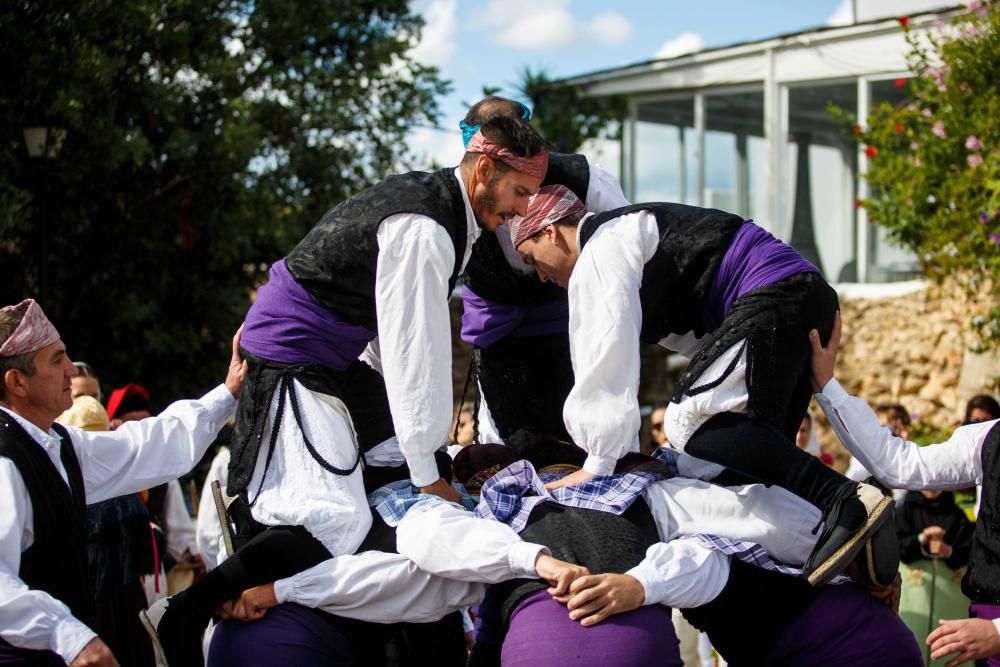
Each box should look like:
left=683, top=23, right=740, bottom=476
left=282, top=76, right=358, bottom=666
left=406, top=0, right=852, bottom=167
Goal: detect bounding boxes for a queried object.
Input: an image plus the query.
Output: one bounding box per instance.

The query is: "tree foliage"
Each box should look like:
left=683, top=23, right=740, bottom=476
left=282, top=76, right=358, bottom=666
left=0, top=0, right=448, bottom=403
left=837, top=4, right=1000, bottom=349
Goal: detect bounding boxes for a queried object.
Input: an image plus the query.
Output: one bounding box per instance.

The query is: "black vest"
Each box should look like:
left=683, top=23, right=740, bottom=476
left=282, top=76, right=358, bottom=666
left=963, top=421, right=1000, bottom=603
left=579, top=203, right=744, bottom=342
left=285, top=169, right=469, bottom=331
left=461, top=152, right=590, bottom=307
left=0, top=413, right=94, bottom=627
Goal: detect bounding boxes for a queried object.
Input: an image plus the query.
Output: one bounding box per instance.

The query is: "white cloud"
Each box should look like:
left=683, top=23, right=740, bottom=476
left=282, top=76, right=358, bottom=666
left=827, top=0, right=854, bottom=26
left=405, top=125, right=465, bottom=170
left=476, top=0, right=632, bottom=50
left=654, top=32, right=705, bottom=59
left=411, top=0, right=458, bottom=67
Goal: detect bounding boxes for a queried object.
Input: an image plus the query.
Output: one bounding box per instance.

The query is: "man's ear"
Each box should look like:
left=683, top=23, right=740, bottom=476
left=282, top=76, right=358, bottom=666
left=3, top=369, right=27, bottom=399
left=475, top=155, right=495, bottom=183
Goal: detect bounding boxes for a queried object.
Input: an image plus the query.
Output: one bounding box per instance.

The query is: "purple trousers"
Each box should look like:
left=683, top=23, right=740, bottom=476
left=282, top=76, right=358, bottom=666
left=501, top=590, right=680, bottom=667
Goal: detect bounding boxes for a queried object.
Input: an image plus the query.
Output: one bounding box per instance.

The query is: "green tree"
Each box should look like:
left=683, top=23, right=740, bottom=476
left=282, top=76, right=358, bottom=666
left=0, top=0, right=448, bottom=403
left=837, top=4, right=1000, bottom=349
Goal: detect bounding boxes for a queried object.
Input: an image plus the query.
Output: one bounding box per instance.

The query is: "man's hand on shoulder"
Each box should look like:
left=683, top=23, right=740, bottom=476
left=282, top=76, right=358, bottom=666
left=419, top=478, right=462, bottom=504
left=70, top=638, right=120, bottom=667
left=225, top=325, right=248, bottom=399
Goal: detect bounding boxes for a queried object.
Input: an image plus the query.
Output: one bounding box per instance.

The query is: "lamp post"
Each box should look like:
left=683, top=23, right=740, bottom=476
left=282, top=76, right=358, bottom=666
left=22, top=126, right=66, bottom=307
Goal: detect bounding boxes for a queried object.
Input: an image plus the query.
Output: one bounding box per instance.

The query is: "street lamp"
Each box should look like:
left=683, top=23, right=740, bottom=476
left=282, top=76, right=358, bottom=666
left=22, top=126, right=66, bottom=307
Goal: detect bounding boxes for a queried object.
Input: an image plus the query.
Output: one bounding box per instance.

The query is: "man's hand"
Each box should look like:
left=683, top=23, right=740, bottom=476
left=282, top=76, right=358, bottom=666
left=419, top=478, right=462, bottom=504
left=70, top=638, right=120, bottom=667
left=809, top=310, right=841, bottom=392
left=534, top=553, right=589, bottom=596
left=229, top=583, right=279, bottom=622
left=928, top=618, right=1000, bottom=666
left=561, top=573, right=645, bottom=627
left=225, top=325, right=249, bottom=399
left=544, top=468, right=596, bottom=491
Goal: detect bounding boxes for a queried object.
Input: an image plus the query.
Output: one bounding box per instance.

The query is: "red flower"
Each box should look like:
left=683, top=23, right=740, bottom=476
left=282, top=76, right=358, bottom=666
left=899, top=16, right=910, bottom=27
left=894, top=122, right=906, bottom=135
left=865, top=145, right=879, bottom=158
left=895, top=77, right=907, bottom=88
left=855, top=199, right=865, bottom=209
left=853, top=125, right=863, bottom=136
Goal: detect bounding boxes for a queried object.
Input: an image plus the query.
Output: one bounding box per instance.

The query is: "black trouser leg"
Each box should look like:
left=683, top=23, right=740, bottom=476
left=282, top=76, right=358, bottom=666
left=685, top=412, right=856, bottom=510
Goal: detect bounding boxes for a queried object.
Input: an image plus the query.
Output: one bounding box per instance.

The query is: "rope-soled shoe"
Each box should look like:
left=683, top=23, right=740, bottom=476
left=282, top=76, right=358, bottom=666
left=803, top=482, right=893, bottom=586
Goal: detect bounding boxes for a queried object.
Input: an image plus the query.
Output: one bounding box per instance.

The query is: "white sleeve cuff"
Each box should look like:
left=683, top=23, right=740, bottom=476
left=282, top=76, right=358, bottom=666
left=818, top=377, right=848, bottom=402
left=53, top=617, right=98, bottom=664
left=625, top=560, right=659, bottom=606
left=407, top=451, right=442, bottom=489
left=992, top=617, right=1000, bottom=638
left=203, top=383, right=238, bottom=411
left=583, top=453, right=617, bottom=476
left=273, top=577, right=295, bottom=605
left=508, top=542, right=549, bottom=578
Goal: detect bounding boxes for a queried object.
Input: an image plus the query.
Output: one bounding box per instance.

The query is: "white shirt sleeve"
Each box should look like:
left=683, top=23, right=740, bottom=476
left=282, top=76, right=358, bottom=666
left=564, top=212, right=659, bottom=475
left=395, top=504, right=547, bottom=583
left=626, top=538, right=730, bottom=609
left=273, top=551, right=485, bottom=623
left=75, top=384, right=236, bottom=503
left=0, top=462, right=96, bottom=662
left=584, top=161, right=630, bottom=211
left=815, top=378, right=987, bottom=489
left=164, top=480, right=198, bottom=561
left=375, top=213, right=457, bottom=488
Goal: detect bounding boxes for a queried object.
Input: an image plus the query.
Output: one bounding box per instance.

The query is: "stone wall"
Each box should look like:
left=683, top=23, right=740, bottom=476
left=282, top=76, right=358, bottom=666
left=814, top=276, right=998, bottom=470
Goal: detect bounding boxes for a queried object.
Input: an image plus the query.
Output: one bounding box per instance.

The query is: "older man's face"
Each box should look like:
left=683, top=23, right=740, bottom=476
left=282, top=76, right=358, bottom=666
left=22, top=341, right=76, bottom=418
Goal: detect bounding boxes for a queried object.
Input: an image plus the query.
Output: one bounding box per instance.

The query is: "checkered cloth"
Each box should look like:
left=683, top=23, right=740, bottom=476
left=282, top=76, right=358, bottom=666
left=367, top=480, right=477, bottom=527
left=475, top=459, right=665, bottom=533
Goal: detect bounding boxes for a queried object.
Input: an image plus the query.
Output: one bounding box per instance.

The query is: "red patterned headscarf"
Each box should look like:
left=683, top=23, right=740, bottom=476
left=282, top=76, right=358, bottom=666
left=508, top=184, right=586, bottom=248
left=0, top=299, right=60, bottom=358
left=466, top=130, right=549, bottom=180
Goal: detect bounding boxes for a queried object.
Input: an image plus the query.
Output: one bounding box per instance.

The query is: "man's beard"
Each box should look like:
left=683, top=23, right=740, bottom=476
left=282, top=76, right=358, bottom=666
left=473, top=171, right=504, bottom=229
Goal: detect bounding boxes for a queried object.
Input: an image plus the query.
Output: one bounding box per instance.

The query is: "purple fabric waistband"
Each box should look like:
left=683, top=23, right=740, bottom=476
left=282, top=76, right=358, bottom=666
left=460, top=287, right=568, bottom=348
left=241, top=259, right=375, bottom=370
left=704, top=221, right=818, bottom=331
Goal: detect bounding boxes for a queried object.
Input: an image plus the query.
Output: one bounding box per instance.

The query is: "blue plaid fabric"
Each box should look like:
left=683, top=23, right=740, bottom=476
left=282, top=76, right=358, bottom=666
left=651, top=446, right=682, bottom=476
left=367, top=480, right=477, bottom=527
left=475, top=459, right=664, bottom=533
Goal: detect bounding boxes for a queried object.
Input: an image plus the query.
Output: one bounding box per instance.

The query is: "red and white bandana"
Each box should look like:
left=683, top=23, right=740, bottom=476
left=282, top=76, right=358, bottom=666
left=0, top=299, right=60, bottom=358
left=508, top=184, right=586, bottom=248
left=466, top=130, right=549, bottom=180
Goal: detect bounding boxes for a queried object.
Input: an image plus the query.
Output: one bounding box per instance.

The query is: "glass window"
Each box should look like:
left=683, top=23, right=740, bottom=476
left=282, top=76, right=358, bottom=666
left=704, top=91, right=766, bottom=218
left=634, top=99, right=695, bottom=203
left=786, top=83, right=858, bottom=282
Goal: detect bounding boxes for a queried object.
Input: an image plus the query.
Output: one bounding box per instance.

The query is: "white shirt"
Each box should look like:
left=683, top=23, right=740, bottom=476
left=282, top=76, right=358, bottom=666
left=563, top=210, right=661, bottom=474
left=394, top=473, right=821, bottom=610
left=370, top=168, right=479, bottom=487
left=0, top=385, right=235, bottom=664
left=195, top=446, right=231, bottom=570
left=273, top=550, right=485, bottom=623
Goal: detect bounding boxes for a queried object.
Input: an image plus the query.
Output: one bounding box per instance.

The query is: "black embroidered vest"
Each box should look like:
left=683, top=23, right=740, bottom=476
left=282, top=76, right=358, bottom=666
left=0, top=413, right=93, bottom=627
left=963, top=421, right=1000, bottom=603
left=462, top=152, right=590, bottom=308
left=579, top=203, right=744, bottom=342
left=285, top=169, right=469, bottom=331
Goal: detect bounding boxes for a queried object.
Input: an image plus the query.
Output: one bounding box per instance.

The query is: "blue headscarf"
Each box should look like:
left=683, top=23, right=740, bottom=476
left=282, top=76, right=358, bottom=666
left=460, top=101, right=532, bottom=148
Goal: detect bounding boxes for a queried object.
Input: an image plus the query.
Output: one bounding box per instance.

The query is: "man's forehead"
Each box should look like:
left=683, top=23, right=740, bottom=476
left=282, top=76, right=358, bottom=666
left=502, top=170, right=544, bottom=192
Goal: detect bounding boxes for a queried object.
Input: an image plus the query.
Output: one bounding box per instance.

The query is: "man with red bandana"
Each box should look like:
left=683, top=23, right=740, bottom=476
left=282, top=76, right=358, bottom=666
left=144, top=115, right=552, bottom=666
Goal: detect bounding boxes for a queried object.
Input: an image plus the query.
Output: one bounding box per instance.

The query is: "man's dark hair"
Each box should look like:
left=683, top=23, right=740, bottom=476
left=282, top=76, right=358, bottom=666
left=875, top=403, right=910, bottom=427
left=0, top=308, right=35, bottom=401
left=464, top=96, right=530, bottom=126
left=964, top=394, right=1000, bottom=424
left=461, top=115, right=550, bottom=173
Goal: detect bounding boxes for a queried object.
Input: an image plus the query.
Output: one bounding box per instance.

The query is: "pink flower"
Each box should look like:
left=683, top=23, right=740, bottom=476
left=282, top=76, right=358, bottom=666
left=967, top=1, right=982, bottom=11
left=910, top=142, right=920, bottom=151
left=922, top=108, right=933, bottom=118
left=968, top=153, right=983, bottom=169
left=966, top=135, right=984, bottom=151
left=932, top=121, right=947, bottom=138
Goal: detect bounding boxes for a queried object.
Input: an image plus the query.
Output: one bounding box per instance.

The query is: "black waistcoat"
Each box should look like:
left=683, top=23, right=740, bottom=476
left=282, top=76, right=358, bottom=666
left=461, top=152, right=590, bottom=308
left=494, top=499, right=659, bottom=624
left=963, top=421, right=1000, bottom=603
left=579, top=203, right=744, bottom=342
left=0, top=413, right=93, bottom=627
left=284, top=169, right=469, bottom=331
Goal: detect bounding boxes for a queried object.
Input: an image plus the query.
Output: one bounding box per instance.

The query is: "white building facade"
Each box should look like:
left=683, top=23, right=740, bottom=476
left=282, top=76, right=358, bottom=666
left=567, top=2, right=957, bottom=283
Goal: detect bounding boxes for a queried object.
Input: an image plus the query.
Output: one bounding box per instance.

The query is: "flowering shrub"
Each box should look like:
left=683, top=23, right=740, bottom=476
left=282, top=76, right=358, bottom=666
left=842, top=3, right=1000, bottom=348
